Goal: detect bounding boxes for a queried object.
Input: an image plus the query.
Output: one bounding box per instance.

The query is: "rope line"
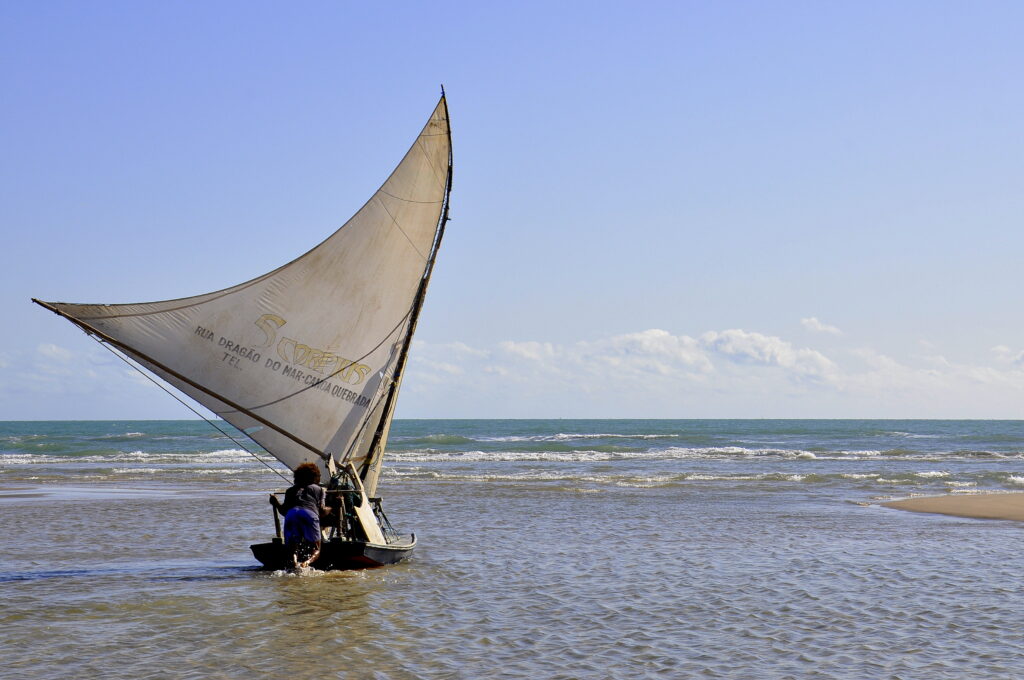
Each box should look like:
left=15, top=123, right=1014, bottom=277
left=99, top=341, right=291, bottom=483
left=221, top=308, right=413, bottom=413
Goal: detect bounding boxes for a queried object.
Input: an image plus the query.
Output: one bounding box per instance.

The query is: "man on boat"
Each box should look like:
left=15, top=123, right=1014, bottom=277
left=270, top=462, right=331, bottom=568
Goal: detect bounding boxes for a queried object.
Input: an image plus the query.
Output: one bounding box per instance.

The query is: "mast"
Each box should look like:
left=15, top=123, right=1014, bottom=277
left=358, top=93, right=453, bottom=495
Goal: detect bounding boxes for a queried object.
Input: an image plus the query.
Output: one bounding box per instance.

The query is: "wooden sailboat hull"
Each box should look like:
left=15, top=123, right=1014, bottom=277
left=250, top=534, right=416, bottom=571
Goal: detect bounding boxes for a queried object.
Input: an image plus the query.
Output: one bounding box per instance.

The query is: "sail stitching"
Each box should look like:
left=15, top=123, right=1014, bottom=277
left=377, top=188, right=442, bottom=205
left=416, top=137, right=448, bottom=189
left=375, top=195, right=427, bottom=261
left=72, top=277, right=273, bottom=320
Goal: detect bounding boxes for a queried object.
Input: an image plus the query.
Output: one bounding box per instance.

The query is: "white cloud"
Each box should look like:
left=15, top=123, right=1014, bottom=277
left=406, top=327, right=845, bottom=415
left=992, top=345, right=1024, bottom=365
left=403, top=327, right=1024, bottom=417
left=3, top=343, right=147, bottom=398
left=700, top=329, right=836, bottom=380
left=0, top=340, right=213, bottom=419
left=498, top=340, right=555, bottom=361
left=801, top=317, right=841, bottom=335
left=578, top=329, right=713, bottom=376
left=9, top=328, right=1023, bottom=419
left=834, top=346, right=1024, bottom=403
left=412, top=339, right=489, bottom=358
left=37, top=343, right=73, bottom=361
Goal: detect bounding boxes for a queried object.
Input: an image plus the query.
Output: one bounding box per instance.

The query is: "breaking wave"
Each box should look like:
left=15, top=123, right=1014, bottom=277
left=383, top=446, right=1019, bottom=463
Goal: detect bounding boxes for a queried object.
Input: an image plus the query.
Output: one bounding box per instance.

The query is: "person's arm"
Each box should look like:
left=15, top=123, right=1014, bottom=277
left=270, top=487, right=295, bottom=512
left=317, top=485, right=331, bottom=516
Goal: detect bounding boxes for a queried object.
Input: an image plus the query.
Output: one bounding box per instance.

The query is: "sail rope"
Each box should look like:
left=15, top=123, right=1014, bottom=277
left=98, top=340, right=292, bottom=483
left=340, top=364, right=400, bottom=463
left=220, top=308, right=414, bottom=414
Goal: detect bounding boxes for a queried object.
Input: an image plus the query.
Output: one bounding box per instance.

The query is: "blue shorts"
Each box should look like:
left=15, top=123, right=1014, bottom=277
left=283, top=507, right=321, bottom=544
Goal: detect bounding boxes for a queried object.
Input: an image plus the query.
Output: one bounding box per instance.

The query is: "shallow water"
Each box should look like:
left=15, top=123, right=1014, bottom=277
left=2, top=420, right=1023, bottom=678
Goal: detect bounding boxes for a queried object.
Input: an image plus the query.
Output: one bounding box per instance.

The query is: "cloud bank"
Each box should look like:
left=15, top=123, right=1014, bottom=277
left=4, top=328, right=1023, bottom=420
left=404, top=327, right=1024, bottom=419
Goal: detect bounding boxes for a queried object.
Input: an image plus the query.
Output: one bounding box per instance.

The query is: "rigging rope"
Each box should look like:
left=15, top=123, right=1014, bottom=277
left=220, top=307, right=414, bottom=414
left=97, top=340, right=291, bottom=483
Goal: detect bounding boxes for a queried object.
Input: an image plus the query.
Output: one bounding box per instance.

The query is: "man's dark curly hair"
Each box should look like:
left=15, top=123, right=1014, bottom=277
left=293, top=462, right=321, bottom=487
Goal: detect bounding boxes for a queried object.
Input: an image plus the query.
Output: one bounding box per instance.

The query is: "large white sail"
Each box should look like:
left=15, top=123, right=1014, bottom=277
left=36, top=97, right=452, bottom=494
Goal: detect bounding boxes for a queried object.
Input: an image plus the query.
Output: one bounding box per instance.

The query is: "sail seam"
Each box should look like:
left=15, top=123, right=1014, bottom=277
left=68, top=277, right=273, bottom=320
left=416, top=137, right=448, bottom=190
left=375, top=195, right=428, bottom=261
left=377, top=189, right=442, bottom=204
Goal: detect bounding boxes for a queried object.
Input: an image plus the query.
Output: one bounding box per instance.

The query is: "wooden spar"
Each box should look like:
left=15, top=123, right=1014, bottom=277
left=272, top=503, right=283, bottom=544
left=358, top=94, right=454, bottom=487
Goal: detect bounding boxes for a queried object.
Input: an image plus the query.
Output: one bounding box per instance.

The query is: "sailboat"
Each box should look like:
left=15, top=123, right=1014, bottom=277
left=33, top=94, right=453, bottom=570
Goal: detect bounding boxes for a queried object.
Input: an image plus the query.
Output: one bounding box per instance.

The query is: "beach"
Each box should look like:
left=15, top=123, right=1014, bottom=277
left=884, top=492, right=1024, bottom=522
left=2, top=419, right=1024, bottom=679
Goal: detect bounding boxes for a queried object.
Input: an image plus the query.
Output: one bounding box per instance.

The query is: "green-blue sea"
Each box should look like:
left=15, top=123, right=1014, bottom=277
left=2, top=419, right=1023, bottom=679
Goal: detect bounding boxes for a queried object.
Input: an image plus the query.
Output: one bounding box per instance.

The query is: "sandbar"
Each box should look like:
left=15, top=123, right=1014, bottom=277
left=883, top=492, right=1024, bottom=522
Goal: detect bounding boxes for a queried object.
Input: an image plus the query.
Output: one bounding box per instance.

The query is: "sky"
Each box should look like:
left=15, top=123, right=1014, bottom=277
left=2, top=1, right=1023, bottom=420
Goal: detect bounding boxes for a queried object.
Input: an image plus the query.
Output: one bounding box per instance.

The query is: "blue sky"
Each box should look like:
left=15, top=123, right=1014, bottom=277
left=2, top=1, right=1023, bottom=419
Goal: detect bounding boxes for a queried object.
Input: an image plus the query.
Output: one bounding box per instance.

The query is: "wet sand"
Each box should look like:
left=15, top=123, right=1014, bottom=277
left=883, top=492, right=1024, bottom=522
left=0, top=486, right=45, bottom=501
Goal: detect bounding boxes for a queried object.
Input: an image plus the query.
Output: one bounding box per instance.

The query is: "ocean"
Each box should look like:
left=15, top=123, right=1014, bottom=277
left=2, top=419, right=1023, bottom=679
